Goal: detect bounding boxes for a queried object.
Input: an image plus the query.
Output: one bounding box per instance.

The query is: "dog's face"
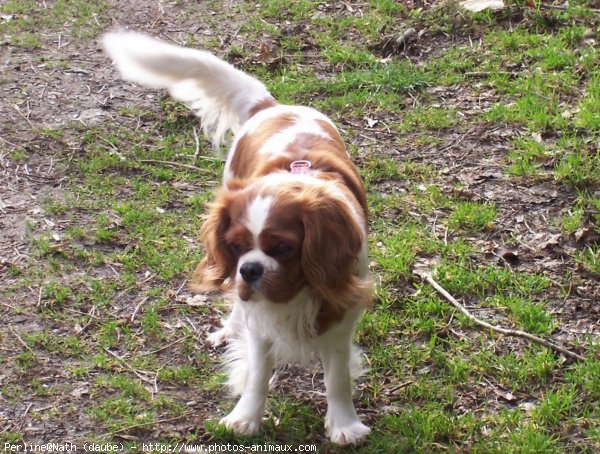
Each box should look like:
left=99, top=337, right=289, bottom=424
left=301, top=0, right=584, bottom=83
left=193, top=174, right=366, bottom=305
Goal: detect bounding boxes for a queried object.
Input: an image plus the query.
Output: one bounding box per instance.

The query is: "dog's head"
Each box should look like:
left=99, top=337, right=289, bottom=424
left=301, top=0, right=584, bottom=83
left=192, top=173, right=369, bottom=308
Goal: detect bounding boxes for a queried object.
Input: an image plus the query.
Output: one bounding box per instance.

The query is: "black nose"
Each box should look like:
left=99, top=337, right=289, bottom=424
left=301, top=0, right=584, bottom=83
left=239, top=262, right=264, bottom=283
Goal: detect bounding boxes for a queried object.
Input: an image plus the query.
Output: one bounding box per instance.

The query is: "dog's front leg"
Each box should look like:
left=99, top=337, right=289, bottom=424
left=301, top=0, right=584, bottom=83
left=207, top=301, right=243, bottom=347
left=220, top=334, right=273, bottom=436
left=319, top=336, right=370, bottom=445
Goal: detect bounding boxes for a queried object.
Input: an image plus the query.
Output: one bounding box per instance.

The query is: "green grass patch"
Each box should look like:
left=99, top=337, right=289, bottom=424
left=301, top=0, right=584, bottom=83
left=1, top=0, right=109, bottom=46
left=448, top=201, right=497, bottom=232
left=400, top=107, right=461, bottom=132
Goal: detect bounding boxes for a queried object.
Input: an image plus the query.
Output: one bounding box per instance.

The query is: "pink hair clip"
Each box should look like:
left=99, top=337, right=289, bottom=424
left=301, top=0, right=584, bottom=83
left=290, top=160, right=312, bottom=174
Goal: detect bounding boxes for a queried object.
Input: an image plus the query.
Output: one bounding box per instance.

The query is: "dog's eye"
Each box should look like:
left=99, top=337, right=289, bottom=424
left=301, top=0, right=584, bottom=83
left=268, top=242, right=292, bottom=257
left=229, top=242, right=243, bottom=255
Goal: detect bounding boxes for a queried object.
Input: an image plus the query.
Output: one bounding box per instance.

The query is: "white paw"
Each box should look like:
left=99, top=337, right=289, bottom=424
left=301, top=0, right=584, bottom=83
left=326, top=419, right=370, bottom=446
left=207, top=327, right=230, bottom=347
left=219, top=413, right=261, bottom=436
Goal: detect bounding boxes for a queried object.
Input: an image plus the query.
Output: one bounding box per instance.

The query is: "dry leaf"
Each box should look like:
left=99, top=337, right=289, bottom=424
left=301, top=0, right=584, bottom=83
left=258, top=42, right=273, bottom=63
left=537, top=233, right=562, bottom=251
left=574, top=227, right=600, bottom=243
left=186, top=294, right=210, bottom=306
left=519, top=401, right=536, bottom=413
left=365, top=117, right=378, bottom=128
left=412, top=256, right=440, bottom=279
left=494, top=388, right=517, bottom=401
left=493, top=246, right=519, bottom=265
left=461, top=0, right=505, bottom=12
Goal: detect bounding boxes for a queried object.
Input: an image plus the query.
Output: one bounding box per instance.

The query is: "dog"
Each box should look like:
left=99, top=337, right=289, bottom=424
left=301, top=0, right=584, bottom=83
left=103, top=31, right=372, bottom=445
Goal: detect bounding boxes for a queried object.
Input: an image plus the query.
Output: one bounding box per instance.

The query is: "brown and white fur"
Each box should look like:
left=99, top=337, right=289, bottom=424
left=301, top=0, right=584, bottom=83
left=103, top=31, right=372, bottom=445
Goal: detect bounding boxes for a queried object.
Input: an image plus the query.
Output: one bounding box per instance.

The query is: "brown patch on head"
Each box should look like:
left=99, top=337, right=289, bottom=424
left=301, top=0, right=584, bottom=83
left=247, top=97, right=278, bottom=118
left=309, top=154, right=368, bottom=221
left=284, top=132, right=342, bottom=156
left=229, top=114, right=367, bottom=223
left=228, top=113, right=298, bottom=180
left=281, top=129, right=368, bottom=221
left=317, top=119, right=343, bottom=143
left=190, top=187, right=254, bottom=292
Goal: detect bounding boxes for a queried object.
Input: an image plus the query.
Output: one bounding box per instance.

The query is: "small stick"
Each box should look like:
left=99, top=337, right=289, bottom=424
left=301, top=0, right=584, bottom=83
left=12, top=104, right=34, bottom=129
left=130, top=296, right=149, bottom=322
left=464, top=71, right=512, bottom=78
left=9, top=327, right=35, bottom=355
left=115, top=272, right=156, bottom=301
left=388, top=381, right=414, bottom=394
left=139, top=335, right=191, bottom=357
left=542, top=3, right=600, bottom=13
left=76, top=305, right=97, bottom=334
left=184, top=315, right=198, bottom=333
left=423, top=273, right=586, bottom=361
left=0, top=301, right=36, bottom=317
left=175, top=278, right=187, bottom=296
left=140, top=159, right=212, bottom=173
left=0, top=135, right=19, bottom=148
left=103, top=348, right=155, bottom=384
left=100, top=415, right=185, bottom=437
left=192, top=127, right=201, bottom=161
left=395, top=27, right=416, bottom=47
left=17, top=403, right=33, bottom=432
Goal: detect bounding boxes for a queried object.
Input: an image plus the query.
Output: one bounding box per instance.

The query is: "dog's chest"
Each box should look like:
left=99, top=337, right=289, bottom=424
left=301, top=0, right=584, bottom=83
left=243, top=292, right=321, bottom=363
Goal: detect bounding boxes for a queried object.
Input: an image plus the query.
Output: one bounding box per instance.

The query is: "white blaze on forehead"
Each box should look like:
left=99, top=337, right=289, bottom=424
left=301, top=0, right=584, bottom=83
left=239, top=197, right=279, bottom=276
left=245, top=195, right=274, bottom=238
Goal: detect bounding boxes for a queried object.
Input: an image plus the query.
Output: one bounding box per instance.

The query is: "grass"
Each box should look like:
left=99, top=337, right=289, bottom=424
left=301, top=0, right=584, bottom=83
left=2, top=0, right=600, bottom=451
left=448, top=201, right=498, bottom=232
left=2, top=0, right=109, bottom=47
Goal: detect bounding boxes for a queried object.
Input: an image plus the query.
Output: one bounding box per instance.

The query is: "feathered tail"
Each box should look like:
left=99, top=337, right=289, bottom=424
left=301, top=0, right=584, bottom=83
left=102, top=31, right=274, bottom=148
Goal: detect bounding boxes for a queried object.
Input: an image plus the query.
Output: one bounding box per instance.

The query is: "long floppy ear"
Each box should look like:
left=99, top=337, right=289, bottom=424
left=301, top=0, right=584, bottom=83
left=190, top=192, right=236, bottom=292
left=301, top=194, right=372, bottom=309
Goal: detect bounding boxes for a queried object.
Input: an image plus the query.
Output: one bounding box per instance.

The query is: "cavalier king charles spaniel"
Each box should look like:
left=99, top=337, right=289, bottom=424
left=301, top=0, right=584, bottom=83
left=103, top=31, right=372, bottom=445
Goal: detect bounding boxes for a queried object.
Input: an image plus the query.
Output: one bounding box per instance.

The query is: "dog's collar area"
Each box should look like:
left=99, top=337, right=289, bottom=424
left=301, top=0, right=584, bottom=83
left=290, top=160, right=312, bottom=174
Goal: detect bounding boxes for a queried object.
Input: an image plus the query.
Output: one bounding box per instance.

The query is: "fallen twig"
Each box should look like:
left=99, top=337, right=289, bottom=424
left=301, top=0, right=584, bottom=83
left=395, top=27, right=416, bottom=47
left=12, top=103, right=34, bottom=129
left=17, top=403, right=33, bottom=432
left=140, top=159, right=212, bottom=173
left=100, top=415, right=185, bottom=437
left=370, top=27, right=417, bottom=57
left=76, top=305, right=97, bottom=334
left=139, top=334, right=191, bottom=357
left=192, top=127, right=201, bottom=162
left=175, top=278, right=187, bottom=296
left=388, top=381, right=414, bottom=394
left=130, top=296, right=149, bottom=322
left=103, top=348, right=156, bottom=384
left=464, top=71, right=513, bottom=78
left=541, top=3, right=600, bottom=13
left=9, top=326, right=35, bottom=356
left=423, top=273, right=586, bottom=361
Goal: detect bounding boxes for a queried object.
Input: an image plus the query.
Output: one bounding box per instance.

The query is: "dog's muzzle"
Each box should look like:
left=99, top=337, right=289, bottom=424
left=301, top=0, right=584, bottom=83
left=240, top=262, right=264, bottom=283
